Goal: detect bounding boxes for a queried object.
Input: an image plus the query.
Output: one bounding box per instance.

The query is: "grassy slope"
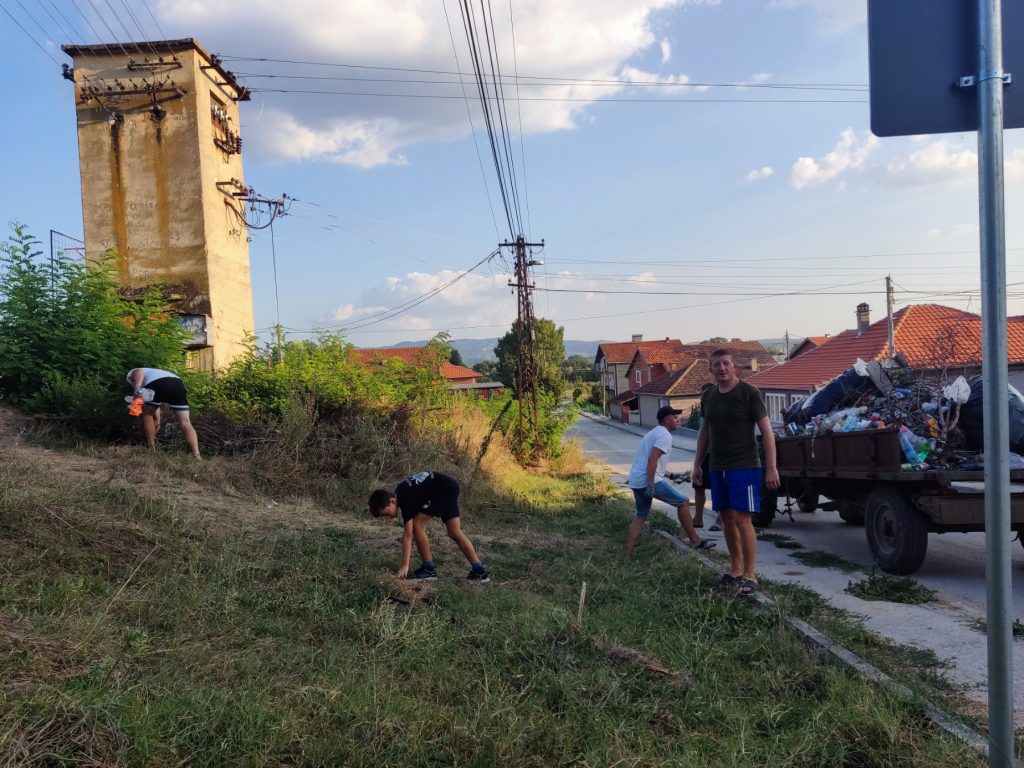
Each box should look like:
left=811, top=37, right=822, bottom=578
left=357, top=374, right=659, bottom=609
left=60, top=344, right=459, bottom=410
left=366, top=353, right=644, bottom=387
left=0, top=411, right=984, bottom=767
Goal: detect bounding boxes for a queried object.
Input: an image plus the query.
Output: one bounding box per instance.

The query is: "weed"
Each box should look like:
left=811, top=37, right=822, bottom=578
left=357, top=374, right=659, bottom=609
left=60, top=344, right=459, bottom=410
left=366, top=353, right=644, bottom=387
left=758, top=532, right=804, bottom=549
left=791, top=550, right=863, bottom=573
left=846, top=568, right=937, bottom=604
left=969, top=617, right=1024, bottom=637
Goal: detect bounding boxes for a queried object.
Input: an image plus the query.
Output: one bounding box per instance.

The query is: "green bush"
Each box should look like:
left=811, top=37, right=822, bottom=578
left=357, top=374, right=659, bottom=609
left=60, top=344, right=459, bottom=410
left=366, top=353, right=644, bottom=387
left=0, top=223, right=188, bottom=423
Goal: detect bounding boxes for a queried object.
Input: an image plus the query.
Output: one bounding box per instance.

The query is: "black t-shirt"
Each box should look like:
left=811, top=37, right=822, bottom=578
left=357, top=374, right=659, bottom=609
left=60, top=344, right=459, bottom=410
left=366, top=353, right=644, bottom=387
left=395, top=471, right=460, bottom=523
left=701, top=381, right=767, bottom=470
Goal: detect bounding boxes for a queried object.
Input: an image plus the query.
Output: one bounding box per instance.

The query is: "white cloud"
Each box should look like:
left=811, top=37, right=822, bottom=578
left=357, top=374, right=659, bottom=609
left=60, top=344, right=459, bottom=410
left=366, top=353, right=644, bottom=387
left=618, top=65, right=693, bottom=92
left=660, top=38, right=672, bottom=64
left=749, top=73, right=773, bottom=84
left=884, top=139, right=976, bottom=186
left=790, top=129, right=878, bottom=189
left=926, top=223, right=978, bottom=241
left=768, top=0, right=865, bottom=35
left=159, top=0, right=698, bottom=167
left=745, top=166, right=773, bottom=182
left=1007, top=148, right=1024, bottom=180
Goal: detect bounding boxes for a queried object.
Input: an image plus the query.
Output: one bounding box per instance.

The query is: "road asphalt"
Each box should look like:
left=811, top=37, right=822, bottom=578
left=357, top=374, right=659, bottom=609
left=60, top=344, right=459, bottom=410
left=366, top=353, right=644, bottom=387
left=571, top=411, right=1024, bottom=725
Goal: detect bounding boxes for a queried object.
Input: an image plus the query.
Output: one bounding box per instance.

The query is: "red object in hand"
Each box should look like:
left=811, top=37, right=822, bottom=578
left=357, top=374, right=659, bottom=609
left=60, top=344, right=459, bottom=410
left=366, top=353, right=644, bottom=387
left=128, top=396, right=144, bottom=416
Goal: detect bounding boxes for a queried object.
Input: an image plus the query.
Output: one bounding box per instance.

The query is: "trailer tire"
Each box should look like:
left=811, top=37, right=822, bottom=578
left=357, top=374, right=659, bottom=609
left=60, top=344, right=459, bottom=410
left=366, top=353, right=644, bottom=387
left=865, top=487, right=928, bottom=575
left=837, top=501, right=865, bottom=526
left=797, top=492, right=819, bottom=514
left=753, top=490, right=778, bottom=528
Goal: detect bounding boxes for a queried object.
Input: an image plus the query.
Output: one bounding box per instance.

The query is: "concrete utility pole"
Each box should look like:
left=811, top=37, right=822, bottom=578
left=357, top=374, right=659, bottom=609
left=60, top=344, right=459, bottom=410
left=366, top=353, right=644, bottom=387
left=505, top=235, right=544, bottom=461
left=885, top=275, right=896, bottom=356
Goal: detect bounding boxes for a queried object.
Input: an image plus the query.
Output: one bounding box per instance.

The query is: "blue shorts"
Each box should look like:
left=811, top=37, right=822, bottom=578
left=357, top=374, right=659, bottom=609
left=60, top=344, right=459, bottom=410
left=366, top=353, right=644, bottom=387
left=709, top=468, right=762, bottom=513
left=630, top=480, right=689, bottom=519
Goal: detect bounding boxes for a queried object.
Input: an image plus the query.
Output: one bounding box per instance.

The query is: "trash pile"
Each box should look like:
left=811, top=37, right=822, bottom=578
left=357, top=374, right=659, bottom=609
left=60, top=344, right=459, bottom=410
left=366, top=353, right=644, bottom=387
left=778, top=355, right=1024, bottom=471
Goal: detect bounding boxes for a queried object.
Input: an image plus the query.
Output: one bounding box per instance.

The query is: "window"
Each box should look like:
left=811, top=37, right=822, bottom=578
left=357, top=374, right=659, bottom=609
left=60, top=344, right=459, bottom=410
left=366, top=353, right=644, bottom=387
left=635, top=369, right=642, bottom=385
left=765, top=393, right=786, bottom=421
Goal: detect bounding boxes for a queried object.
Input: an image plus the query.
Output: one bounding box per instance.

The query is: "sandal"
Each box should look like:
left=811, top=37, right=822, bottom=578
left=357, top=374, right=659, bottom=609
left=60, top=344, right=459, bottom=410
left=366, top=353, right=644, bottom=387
left=717, top=573, right=738, bottom=589
left=737, top=578, right=760, bottom=595
left=709, top=523, right=722, bottom=532
left=692, top=539, right=716, bottom=550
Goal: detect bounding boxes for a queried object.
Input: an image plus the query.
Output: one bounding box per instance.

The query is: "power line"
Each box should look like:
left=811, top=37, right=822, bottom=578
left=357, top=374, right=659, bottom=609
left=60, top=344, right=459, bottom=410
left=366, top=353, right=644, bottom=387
left=1, top=1, right=61, bottom=65
left=218, top=54, right=869, bottom=90
left=247, top=87, right=868, bottom=104
left=441, top=0, right=500, bottom=238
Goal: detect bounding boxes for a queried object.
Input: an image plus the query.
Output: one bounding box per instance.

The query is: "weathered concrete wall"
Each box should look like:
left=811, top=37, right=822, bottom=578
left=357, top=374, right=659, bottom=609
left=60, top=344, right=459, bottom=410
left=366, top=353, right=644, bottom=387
left=69, top=41, right=253, bottom=370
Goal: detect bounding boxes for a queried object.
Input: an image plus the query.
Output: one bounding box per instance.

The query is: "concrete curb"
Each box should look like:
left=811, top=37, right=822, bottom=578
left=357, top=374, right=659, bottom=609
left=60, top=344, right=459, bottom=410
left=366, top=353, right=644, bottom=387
left=652, top=528, right=992, bottom=758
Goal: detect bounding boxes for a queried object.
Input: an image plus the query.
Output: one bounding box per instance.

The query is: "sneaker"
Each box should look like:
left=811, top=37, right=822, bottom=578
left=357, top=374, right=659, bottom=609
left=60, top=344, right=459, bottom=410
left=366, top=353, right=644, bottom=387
left=412, top=565, right=437, bottom=580
left=467, top=567, right=491, bottom=584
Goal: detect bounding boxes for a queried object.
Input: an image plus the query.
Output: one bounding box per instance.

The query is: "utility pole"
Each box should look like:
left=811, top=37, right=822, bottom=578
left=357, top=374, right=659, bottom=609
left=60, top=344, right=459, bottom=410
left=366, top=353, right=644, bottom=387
left=784, top=330, right=790, bottom=358
left=505, top=235, right=545, bottom=461
left=885, top=275, right=896, bottom=356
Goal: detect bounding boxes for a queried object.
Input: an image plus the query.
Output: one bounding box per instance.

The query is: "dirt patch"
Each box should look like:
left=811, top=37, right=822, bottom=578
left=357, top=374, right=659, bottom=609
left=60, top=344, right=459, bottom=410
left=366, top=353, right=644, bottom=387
left=590, top=637, right=692, bottom=688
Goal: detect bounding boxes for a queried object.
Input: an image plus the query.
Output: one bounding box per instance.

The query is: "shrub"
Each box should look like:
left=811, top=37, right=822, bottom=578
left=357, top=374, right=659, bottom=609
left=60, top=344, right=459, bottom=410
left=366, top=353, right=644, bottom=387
left=0, top=223, right=188, bottom=425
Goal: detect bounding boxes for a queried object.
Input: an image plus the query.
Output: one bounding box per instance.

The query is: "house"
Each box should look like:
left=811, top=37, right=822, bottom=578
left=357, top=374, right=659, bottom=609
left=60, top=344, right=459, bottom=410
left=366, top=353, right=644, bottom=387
left=630, top=341, right=777, bottom=426
left=788, top=335, right=831, bottom=359
left=594, top=335, right=683, bottom=401
left=747, top=303, right=1024, bottom=421
left=350, top=346, right=504, bottom=397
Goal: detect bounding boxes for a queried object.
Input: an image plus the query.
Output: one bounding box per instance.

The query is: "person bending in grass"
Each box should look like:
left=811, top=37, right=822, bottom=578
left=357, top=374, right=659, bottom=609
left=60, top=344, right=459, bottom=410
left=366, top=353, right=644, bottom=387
left=368, top=471, right=491, bottom=583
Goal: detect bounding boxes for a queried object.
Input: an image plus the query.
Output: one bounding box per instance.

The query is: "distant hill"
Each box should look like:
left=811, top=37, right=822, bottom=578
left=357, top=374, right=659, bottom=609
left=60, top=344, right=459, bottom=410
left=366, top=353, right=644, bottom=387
left=390, top=338, right=605, bottom=366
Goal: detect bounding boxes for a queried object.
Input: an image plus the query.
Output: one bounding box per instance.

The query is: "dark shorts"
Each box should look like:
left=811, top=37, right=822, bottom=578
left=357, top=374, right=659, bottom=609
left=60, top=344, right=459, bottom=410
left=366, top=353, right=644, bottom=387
left=709, top=468, right=763, bottom=513
left=146, top=376, right=189, bottom=412
left=404, top=488, right=460, bottom=523
left=692, top=455, right=711, bottom=490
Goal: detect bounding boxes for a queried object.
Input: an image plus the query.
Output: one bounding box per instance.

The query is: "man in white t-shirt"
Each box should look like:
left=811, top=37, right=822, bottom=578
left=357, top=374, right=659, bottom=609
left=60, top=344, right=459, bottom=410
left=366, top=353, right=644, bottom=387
left=126, top=367, right=200, bottom=458
left=625, top=405, right=715, bottom=559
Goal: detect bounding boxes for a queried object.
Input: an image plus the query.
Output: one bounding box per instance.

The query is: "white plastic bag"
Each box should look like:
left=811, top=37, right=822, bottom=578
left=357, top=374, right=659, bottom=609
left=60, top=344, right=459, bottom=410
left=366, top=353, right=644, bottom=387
left=853, top=358, right=868, bottom=376
left=943, top=376, right=971, bottom=405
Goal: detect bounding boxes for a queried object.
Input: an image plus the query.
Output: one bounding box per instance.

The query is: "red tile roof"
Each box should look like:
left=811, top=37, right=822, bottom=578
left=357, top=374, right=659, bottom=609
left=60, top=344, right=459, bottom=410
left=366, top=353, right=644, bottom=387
left=678, top=342, right=777, bottom=371
left=789, top=335, right=831, bottom=359
left=747, top=303, right=1024, bottom=391
left=596, top=339, right=682, bottom=365
left=350, top=347, right=480, bottom=383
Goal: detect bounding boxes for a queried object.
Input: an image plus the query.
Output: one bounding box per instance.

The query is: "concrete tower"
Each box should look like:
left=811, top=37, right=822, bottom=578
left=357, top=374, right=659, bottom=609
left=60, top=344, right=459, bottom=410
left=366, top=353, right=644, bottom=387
left=63, top=39, right=254, bottom=370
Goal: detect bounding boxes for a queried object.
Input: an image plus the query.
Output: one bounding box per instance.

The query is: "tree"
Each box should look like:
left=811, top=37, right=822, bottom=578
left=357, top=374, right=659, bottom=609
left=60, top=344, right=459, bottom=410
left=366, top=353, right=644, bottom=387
left=703, top=336, right=728, bottom=344
left=494, top=318, right=566, bottom=397
left=448, top=347, right=464, bottom=367
left=472, top=360, right=499, bottom=381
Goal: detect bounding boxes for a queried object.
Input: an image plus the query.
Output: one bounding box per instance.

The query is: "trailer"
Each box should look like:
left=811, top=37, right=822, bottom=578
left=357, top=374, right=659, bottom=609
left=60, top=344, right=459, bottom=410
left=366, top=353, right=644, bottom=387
left=759, top=426, right=1024, bottom=575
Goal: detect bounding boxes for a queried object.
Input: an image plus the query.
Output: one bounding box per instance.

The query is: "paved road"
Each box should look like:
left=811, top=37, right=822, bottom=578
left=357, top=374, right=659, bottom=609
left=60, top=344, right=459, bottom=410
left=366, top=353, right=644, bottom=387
left=568, top=412, right=1024, bottom=721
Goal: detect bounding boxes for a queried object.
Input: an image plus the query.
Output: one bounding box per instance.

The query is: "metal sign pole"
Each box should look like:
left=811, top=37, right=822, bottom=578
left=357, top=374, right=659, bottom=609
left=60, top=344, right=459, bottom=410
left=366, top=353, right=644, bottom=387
left=977, top=1, right=1014, bottom=765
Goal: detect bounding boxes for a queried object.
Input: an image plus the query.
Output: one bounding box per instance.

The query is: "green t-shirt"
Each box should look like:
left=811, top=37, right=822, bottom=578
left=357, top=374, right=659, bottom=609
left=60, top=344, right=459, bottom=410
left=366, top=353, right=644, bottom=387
left=701, top=380, right=768, bottom=470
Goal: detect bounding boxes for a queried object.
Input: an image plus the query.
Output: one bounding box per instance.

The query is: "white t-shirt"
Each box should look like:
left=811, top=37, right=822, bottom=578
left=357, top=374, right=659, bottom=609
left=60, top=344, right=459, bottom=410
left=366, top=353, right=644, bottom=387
left=126, top=368, right=178, bottom=388
left=627, top=425, right=673, bottom=489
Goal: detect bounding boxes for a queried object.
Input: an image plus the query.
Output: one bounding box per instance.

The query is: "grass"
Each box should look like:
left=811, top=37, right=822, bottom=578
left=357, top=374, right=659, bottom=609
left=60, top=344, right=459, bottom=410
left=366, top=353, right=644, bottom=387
left=969, top=617, right=1024, bottom=638
left=758, top=532, right=804, bottom=550
left=0, top=420, right=992, bottom=766
left=790, top=550, right=864, bottom=574
left=846, top=568, right=938, bottom=604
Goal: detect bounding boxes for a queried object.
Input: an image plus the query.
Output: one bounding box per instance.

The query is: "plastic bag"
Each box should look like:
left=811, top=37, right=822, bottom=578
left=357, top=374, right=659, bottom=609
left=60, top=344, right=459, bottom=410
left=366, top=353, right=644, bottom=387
left=785, top=367, right=874, bottom=426
left=942, top=376, right=971, bottom=405
left=959, top=376, right=1024, bottom=452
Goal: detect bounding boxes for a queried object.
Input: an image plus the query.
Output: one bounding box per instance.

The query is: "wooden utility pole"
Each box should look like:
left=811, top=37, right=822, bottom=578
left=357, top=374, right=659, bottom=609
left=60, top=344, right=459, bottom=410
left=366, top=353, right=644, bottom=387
left=505, top=235, right=544, bottom=461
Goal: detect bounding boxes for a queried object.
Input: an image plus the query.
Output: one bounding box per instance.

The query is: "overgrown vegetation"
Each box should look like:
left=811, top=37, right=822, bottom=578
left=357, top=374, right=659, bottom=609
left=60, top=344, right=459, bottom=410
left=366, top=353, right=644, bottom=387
left=846, top=568, right=937, bottom=604
left=0, top=427, right=985, bottom=766
left=0, top=224, right=188, bottom=434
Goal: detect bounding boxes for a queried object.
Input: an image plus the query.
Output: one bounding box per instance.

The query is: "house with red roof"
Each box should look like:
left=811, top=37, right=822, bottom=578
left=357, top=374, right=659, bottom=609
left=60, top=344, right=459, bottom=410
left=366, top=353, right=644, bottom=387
left=788, top=335, right=832, bottom=359
left=629, top=341, right=777, bottom=426
left=747, top=303, right=1024, bottom=421
left=594, top=335, right=683, bottom=403
left=350, top=346, right=505, bottom=398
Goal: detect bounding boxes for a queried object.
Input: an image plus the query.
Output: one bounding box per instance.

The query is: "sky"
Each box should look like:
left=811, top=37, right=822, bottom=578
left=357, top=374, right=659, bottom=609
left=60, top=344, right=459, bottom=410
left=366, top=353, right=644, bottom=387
left=2, top=0, right=1023, bottom=350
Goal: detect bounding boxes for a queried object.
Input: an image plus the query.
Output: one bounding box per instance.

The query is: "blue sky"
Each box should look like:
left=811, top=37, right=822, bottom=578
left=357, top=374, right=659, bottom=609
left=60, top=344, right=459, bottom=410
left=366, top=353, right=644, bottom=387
left=2, top=0, right=1022, bottom=348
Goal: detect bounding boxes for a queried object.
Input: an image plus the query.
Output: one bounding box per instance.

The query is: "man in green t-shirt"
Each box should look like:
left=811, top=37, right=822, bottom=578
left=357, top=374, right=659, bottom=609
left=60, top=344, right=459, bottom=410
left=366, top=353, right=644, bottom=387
left=691, top=349, right=779, bottom=595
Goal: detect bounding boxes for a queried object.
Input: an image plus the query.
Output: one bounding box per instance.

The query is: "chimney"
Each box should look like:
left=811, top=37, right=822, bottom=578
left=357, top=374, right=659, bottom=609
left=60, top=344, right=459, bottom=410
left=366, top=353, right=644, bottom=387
left=856, top=303, right=870, bottom=335
left=631, top=334, right=643, bottom=343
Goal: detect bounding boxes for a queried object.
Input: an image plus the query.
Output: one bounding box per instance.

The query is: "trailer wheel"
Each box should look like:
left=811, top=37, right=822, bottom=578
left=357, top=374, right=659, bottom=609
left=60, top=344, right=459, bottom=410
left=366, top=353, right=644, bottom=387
left=837, top=501, right=865, bottom=526
left=865, top=487, right=928, bottom=575
left=797, top=492, right=819, bottom=514
left=753, top=490, right=778, bottom=528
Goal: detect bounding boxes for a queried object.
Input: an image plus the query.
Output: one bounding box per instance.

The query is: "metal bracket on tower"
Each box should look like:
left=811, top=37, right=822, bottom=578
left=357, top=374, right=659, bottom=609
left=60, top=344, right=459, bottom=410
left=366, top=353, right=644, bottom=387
left=956, top=70, right=1012, bottom=87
